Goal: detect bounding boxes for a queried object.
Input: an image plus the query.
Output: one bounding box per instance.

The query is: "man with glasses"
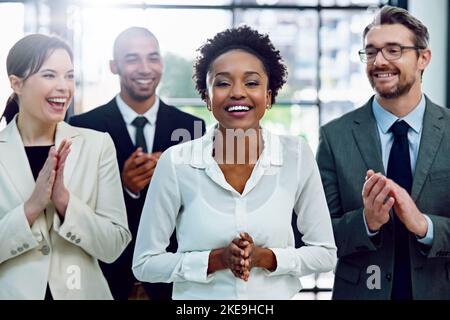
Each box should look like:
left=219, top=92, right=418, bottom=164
left=317, top=6, right=450, bottom=299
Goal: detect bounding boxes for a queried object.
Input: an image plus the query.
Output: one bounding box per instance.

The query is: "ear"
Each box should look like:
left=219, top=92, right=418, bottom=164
left=109, top=60, right=119, bottom=75
left=418, top=48, right=431, bottom=72
left=204, top=93, right=212, bottom=112
left=9, top=75, right=23, bottom=95
left=266, top=89, right=272, bottom=108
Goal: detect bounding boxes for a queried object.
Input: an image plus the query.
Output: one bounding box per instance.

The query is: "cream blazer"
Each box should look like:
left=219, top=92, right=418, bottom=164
left=0, top=117, right=131, bottom=299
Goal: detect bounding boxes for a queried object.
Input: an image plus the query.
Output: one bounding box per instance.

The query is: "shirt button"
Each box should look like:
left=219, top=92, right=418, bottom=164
left=71, top=235, right=76, bottom=241
left=41, top=245, right=50, bottom=256
left=75, top=239, right=81, bottom=244
left=17, top=247, right=23, bottom=252
left=11, top=250, right=17, bottom=255
left=23, top=243, right=29, bottom=249
left=66, top=232, right=72, bottom=238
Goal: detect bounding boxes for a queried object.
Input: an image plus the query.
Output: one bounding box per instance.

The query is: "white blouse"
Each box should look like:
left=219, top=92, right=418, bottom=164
left=132, top=128, right=337, bottom=300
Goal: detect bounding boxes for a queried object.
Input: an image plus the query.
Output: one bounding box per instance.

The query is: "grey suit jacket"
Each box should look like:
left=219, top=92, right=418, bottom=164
left=317, top=96, right=450, bottom=299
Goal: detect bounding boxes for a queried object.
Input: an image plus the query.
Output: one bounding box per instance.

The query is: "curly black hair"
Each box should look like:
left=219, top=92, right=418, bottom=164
left=193, top=25, right=287, bottom=105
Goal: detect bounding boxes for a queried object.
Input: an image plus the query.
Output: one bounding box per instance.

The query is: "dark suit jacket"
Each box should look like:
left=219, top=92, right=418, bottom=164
left=69, top=97, right=206, bottom=299
left=317, top=96, right=450, bottom=300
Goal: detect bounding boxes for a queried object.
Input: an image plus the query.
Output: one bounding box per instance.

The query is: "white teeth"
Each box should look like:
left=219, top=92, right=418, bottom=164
left=376, top=73, right=395, bottom=78
left=227, top=105, right=250, bottom=112
left=47, top=98, right=67, bottom=104
left=135, top=79, right=151, bottom=84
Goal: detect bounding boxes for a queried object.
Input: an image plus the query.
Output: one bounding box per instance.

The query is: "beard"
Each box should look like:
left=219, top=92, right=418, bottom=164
left=124, top=85, right=154, bottom=102
left=118, top=67, right=158, bottom=102
left=369, top=70, right=417, bottom=99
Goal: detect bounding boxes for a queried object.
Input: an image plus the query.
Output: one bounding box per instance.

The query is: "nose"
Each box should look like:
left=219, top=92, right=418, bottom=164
left=139, top=60, right=153, bottom=74
left=230, top=82, right=246, bottom=99
left=56, top=75, right=71, bottom=93
left=373, top=50, right=389, bottom=67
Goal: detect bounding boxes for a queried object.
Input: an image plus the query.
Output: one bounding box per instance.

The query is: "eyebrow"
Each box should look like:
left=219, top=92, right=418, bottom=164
left=39, top=69, right=74, bottom=73
left=365, top=42, right=403, bottom=48
left=214, top=71, right=262, bottom=77
left=124, top=52, right=160, bottom=58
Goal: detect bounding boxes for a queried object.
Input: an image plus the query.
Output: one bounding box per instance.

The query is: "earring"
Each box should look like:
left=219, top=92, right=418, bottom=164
left=266, top=104, right=271, bottom=110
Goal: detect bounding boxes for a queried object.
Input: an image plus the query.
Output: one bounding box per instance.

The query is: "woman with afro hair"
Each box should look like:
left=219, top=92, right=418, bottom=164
left=133, top=26, right=336, bottom=299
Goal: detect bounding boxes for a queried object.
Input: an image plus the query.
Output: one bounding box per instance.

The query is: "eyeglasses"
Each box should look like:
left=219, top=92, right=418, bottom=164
left=358, top=44, right=424, bottom=63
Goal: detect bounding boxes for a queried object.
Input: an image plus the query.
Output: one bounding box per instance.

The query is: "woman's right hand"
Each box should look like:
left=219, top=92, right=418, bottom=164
left=24, top=146, right=58, bottom=225
left=223, top=238, right=249, bottom=280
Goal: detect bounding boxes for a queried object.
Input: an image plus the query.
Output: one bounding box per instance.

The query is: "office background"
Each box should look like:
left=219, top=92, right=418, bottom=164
left=0, top=0, right=448, bottom=299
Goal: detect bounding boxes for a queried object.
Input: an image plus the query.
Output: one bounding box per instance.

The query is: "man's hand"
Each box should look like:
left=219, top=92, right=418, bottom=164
left=390, top=181, right=428, bottom=237
left=122, top=148, right=161, bottom=194
left=362, top=170, right=395, bottom=232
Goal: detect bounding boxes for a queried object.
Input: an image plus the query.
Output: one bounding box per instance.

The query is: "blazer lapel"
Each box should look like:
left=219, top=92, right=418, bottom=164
left=0, top=117, right=51, bottom=239
left=55, top=121, right=83, bottom=191
left=411, top=98, right=445, bottom=201
left=0, top=117, right=36, bottom=203
left=351, top=98, right=385, bottom=174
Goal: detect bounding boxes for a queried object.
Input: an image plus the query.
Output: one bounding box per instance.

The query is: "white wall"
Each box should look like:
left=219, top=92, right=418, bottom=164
left=409, top=0, right=448, bottom=106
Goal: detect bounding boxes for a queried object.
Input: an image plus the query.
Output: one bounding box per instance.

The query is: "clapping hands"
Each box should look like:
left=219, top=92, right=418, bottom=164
left=24, top=139, right=72, bottom=224
left=363, top=169, right=428, bottom=237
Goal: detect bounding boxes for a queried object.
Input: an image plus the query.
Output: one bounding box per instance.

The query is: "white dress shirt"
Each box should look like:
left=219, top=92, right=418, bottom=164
left=116, top=94, right=159, bottom=199
left=115, top=94, right=159, bottom=153
left=132, top=127, right=337, bottom=300
left=363, top=95, right=434, bottom=245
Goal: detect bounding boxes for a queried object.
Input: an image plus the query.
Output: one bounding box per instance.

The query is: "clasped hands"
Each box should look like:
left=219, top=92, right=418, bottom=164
left=24, top=139, right=72, bottom=223
left=220, top=232, right=276, bottom=282
left=363, top=169, right=428, bottom=237
left=222, top=232, right=254, bottom=281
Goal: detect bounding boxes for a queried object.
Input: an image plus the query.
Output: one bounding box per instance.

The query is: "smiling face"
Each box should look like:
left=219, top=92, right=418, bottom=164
left=11, top=48, right=74, bottom=125
left=205, top=49, right=272, bottom=132
left=111, top=34, right=163, bottom=107
left=364, top=23, right=430, bottom=100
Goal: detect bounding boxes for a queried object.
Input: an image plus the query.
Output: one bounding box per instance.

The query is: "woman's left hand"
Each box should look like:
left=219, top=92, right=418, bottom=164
left=51, top=139, right=72, bottom=217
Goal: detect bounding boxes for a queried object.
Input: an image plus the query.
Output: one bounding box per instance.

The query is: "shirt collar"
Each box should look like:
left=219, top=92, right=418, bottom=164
left=189, top=125, right=283, bottom=169
left=115, top=94, right=159, bottom=126
left=372, top=94, right=425, bottom=134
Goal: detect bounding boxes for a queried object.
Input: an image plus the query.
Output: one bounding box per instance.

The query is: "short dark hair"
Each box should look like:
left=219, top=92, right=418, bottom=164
left=2, top=34, right=73, bottom=124
left=363, top=5, right=429, bottom=49
left=193, top=25, right=287, bottom=105
left=113, top=27, right=158, bottom=60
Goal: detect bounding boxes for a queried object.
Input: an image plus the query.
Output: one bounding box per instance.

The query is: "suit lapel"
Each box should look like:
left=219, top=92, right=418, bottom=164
left=352, top=98, right=385, bottom=174
left=104, top=99, right=134, bottom=166
left=411, top=98, right=445, bottom=201
left=152, top=100, right=172, bottom=152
